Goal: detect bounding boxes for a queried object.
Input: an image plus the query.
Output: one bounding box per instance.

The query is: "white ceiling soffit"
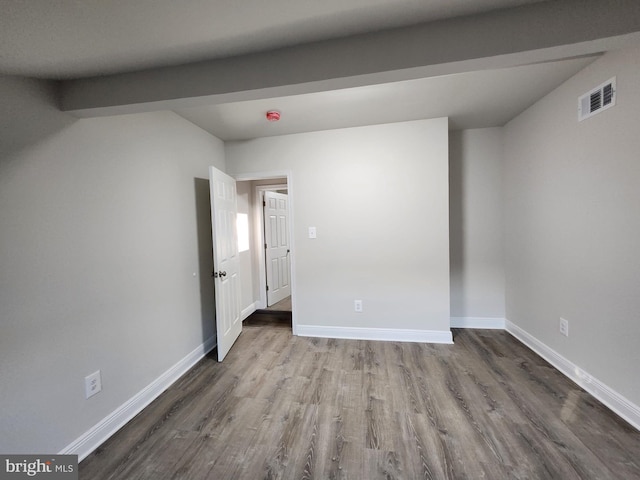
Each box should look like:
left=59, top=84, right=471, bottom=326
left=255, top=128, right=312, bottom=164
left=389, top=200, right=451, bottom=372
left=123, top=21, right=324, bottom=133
left=175, top=56, right=598, bottom=140
left=0, top=0, right=548, bottom=79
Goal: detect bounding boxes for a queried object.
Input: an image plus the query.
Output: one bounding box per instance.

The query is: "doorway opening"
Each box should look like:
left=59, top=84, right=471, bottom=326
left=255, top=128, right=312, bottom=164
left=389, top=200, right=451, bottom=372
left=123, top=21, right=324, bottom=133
left=256, top=183, right=291, bottom=310
left=235, top=173, right=295, bottom=332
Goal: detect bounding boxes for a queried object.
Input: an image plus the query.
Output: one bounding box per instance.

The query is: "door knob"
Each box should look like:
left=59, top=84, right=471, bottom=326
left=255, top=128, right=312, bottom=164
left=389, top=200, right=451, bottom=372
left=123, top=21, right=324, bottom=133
left=219, top=271, right=227, bottom=277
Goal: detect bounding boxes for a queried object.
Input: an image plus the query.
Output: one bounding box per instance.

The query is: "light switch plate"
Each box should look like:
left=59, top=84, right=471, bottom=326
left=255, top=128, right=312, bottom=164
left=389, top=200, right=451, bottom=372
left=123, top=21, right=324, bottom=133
left=308, top=227, right=317, bottom=239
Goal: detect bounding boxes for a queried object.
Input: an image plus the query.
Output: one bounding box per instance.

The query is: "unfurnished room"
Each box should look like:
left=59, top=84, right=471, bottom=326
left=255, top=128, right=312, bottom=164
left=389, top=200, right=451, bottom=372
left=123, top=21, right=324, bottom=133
left=1, top=1, right=639, bottom=479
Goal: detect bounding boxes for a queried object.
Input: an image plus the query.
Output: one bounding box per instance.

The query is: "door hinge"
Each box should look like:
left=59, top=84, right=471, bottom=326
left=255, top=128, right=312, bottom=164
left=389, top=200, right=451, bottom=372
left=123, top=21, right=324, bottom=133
left=264, top=243, right=267, bottom=249
left=263, top=200, right=266, bottom=207
left=266, top=285, right=269, bottom=291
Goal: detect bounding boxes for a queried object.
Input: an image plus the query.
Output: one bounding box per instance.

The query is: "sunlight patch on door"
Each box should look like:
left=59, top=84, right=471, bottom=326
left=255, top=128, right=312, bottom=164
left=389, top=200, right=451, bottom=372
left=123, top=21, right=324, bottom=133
left=237, top=213, right=249, bottom=252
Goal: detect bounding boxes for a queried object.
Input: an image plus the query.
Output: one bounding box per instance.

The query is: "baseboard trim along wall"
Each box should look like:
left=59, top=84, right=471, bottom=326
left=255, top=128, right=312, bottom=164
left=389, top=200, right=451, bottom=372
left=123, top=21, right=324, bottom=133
left=506, top=320, right=640, bottom=431
left=60, top=317, right=639, bottom=461
left=450, top=317, right=506, bottom=329
left=240, top=302, right=257, bottom=321
left=296, top=325, right=454, bottom=344
left=60, top=336, right=216, bottom=462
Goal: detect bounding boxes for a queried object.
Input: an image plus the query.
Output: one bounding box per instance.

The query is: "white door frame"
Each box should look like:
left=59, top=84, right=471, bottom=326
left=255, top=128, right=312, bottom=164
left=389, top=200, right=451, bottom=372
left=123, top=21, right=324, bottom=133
left=233, top=171, right=297, bottom=335
left=256, top=184, right=288, bottom=308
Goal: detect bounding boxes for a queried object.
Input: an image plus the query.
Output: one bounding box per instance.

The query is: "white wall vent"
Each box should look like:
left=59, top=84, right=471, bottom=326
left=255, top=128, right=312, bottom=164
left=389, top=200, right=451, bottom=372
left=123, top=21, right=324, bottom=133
left=578, top=77, right=616, bottom=121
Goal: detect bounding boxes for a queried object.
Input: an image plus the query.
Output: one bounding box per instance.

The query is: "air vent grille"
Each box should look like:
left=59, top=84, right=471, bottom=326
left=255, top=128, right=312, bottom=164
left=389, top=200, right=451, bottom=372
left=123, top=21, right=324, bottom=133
left=579, top=77, right=616, bottom=121
left=590, top=90, right=601, bottom=112
left=603, top=83, right=613, bottom=106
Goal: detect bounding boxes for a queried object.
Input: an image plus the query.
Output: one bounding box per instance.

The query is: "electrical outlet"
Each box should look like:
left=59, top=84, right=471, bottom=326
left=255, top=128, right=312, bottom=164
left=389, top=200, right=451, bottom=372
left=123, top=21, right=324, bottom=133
left=559, top=318, right=569, bottom=337
left=354, top=300, right=363, bottom=312
left=85, top=370, right=102, bottom=399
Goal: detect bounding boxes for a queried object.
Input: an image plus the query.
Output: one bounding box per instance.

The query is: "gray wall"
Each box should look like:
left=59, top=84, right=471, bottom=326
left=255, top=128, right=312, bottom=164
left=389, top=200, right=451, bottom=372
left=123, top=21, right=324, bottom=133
left=504, top=45, right=640, bottom=406
left=449, top=128, right=505, bottom=319
left=226, top=118, right=451, bottom=334
left=0, top=75, right=225, bottom=453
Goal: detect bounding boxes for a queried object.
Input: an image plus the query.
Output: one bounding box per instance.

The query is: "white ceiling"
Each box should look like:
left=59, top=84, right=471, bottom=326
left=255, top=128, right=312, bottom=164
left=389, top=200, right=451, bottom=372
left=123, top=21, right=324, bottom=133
left=0, top=0, right=548, bottom=79
left=176, top=56, right=597, bottom=139
left=0, top=0, right=613, bottom=138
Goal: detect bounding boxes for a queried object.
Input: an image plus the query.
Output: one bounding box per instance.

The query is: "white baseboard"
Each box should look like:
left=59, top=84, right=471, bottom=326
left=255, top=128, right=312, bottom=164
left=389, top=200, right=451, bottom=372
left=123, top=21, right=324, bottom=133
left=506, top=319, right=640, bottom=431
left=451, top=317, right=506, bottom=329
left=296, top=325, right=453, bottom=344
left=60, top=336, right=216, bottom=461
left=240, top=302, right=257, bottom=321
left=58, top=316, right=639, bottom=462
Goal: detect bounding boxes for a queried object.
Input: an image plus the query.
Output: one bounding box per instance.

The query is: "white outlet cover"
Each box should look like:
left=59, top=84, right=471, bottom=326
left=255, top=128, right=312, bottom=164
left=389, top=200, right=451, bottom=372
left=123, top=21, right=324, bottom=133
left=308, top=227, right=317, bottom=239
left=354, top=300, right=363, bottom=312
left=85, top=370, right=102, bottom=399
left=559, top=318, right=569, bottom=337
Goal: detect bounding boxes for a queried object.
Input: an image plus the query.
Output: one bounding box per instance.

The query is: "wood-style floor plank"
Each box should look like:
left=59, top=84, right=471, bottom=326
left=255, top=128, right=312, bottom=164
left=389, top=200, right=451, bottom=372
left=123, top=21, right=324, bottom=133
left=80, top=323, right=640, bottom=479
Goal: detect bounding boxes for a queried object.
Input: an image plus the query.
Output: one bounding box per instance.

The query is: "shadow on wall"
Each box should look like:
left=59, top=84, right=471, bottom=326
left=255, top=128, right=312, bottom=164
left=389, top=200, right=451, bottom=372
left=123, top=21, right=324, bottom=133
left=448, top=131, right=466, bottom=315
left=0, top=76, right=76, bottom=163
left=194, top=177, right=216, bottom=345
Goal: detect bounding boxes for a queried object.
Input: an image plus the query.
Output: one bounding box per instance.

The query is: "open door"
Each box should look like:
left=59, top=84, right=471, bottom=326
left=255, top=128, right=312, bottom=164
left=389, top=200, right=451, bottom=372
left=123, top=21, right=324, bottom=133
left=264, top=190, right=291, bottom=306
left=209, top=166, right=241, bottom=361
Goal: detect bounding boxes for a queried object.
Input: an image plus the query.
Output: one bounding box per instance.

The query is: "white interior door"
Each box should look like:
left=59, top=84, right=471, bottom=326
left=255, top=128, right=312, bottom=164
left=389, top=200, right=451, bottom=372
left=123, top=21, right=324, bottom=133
left=209, top=166, right=241, bottom=361
left=264, top=191, right=291, bottom=306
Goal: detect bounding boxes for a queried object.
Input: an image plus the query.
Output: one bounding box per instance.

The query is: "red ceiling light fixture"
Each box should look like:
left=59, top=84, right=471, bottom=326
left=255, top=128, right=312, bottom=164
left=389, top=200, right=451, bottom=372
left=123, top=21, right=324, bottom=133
left=266, top=110, right=281, bottom=122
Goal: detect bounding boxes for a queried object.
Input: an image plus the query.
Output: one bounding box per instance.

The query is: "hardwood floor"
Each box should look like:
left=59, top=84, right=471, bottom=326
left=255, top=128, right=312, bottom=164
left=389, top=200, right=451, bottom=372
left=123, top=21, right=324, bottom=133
left=264, top=296, right=292, bottom=312
left=80, top=324, right=640, bottom=479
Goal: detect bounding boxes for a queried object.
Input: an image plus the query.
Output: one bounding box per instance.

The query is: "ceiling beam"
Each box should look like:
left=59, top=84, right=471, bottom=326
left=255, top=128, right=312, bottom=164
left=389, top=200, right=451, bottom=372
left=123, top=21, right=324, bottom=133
left=60, top=0, right=640, bottom=117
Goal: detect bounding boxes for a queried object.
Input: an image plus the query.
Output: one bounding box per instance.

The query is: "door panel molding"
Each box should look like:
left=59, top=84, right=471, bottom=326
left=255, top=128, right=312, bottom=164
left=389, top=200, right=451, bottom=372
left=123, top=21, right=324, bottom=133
left=209, top=166, right=242, bottom=361
left=264, top=190, right=291, bottom=306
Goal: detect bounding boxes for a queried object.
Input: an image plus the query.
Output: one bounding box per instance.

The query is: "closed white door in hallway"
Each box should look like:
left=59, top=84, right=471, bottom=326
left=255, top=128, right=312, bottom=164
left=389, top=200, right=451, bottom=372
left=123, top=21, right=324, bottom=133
left=264, top=190, right=291, bottom=306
